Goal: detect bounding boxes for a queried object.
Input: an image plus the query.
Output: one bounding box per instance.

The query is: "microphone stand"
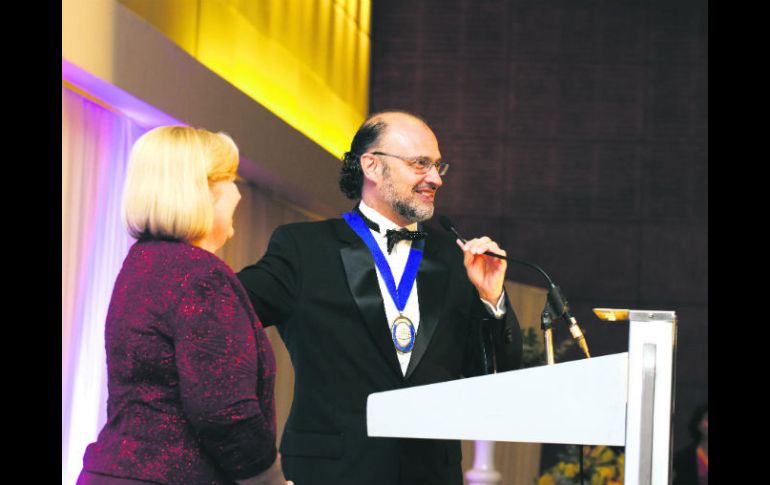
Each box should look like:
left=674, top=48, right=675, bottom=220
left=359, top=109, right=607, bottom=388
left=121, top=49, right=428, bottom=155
left=545, top=283, right=591, bottom=360
left=541, top=301, right=557, bottom=366
left=542, top=286, right=589, bottom=485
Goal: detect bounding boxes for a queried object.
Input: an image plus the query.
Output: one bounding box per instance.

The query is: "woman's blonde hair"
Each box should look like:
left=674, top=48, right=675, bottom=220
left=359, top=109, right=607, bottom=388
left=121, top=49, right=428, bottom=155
left=122, top=125, right=239, bottom=242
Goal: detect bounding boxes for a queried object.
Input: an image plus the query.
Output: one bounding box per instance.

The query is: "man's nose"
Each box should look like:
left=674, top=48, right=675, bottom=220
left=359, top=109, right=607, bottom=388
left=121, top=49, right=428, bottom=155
left=424, top=164, right=443, bottom=187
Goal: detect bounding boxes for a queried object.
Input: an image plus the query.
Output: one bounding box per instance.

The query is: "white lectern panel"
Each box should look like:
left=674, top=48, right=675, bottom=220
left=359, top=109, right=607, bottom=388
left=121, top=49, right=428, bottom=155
left=368, top=353, right=628, bottom=446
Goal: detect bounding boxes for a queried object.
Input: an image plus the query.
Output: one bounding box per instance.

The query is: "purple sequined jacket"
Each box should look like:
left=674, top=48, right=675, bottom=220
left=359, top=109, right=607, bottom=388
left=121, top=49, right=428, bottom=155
left=82, top=240, right=277, bottom=484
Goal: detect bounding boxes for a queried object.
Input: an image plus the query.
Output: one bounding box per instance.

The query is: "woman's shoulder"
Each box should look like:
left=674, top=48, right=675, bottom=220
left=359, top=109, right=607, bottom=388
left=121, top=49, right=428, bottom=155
left=128, top=239, right=234, bottom=283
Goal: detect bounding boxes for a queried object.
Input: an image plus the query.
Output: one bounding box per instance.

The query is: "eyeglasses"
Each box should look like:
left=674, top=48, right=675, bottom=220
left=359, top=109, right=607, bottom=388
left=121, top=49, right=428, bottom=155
left=369, top=151, right=449, bottom=176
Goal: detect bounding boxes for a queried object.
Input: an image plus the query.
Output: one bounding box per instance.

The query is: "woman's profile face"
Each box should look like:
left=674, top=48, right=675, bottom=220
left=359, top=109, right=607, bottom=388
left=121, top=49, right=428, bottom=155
left=209, top=179, right=242, bottom=249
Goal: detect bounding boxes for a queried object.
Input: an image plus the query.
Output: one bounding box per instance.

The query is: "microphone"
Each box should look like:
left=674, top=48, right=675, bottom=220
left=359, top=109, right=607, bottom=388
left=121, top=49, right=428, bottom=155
left=438, top=215, right=591, bottom=358
left=439, top=216, right=508, bottom=261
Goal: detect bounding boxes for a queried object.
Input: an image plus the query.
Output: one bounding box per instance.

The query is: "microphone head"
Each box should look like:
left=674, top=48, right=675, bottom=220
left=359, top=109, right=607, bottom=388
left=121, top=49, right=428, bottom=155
left=438, top=215, right=454, bottom=232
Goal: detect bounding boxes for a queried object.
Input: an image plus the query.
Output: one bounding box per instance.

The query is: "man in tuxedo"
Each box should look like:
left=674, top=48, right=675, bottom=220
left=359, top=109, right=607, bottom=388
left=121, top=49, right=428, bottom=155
left=237, top=111, right=522, bottom=485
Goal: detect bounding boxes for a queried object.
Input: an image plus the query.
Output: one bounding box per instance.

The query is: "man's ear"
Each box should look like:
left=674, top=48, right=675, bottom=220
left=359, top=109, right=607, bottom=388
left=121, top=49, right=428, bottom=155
left=360, top=153, right=380, bottom=183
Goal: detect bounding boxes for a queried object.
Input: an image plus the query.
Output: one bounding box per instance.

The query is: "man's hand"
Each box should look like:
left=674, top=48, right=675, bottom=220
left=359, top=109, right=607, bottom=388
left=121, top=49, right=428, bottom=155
left=456, top=237, right=507, bottom=304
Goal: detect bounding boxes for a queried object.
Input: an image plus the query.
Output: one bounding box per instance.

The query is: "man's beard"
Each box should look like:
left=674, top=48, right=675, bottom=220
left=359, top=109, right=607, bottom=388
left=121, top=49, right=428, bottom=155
left=381, top=164, right=435, bottom=223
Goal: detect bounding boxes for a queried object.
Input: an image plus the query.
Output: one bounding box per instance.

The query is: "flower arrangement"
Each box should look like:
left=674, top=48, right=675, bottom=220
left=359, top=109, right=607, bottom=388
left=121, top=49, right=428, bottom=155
left=536, top=445, right=625, bottom=485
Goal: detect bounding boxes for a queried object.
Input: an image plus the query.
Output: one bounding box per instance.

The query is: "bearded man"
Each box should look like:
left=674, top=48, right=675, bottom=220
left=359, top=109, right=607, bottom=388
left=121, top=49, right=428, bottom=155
left=238, top=111, right=522, bottom=485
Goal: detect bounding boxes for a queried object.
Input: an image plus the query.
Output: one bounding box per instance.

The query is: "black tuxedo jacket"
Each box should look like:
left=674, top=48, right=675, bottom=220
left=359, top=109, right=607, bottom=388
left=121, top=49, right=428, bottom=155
left=237, top=218, right=522, bottom=485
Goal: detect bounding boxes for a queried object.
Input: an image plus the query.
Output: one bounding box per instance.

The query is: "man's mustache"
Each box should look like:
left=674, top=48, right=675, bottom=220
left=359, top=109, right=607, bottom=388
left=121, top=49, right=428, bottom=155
left=413, top=183, right=439, bottom=192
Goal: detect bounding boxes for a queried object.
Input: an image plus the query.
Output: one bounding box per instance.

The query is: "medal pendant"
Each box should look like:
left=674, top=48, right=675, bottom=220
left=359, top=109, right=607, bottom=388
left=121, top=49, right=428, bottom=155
left=392, top=315, right=415, bottom=353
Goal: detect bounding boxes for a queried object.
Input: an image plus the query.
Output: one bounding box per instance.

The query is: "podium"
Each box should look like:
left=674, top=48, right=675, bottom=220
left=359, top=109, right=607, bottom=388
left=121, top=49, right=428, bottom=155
left=367, top=309, right=676, bottom=485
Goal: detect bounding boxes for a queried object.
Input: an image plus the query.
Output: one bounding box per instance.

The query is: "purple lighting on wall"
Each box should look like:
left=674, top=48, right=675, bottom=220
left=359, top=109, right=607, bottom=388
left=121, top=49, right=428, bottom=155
left=62, top=58, right=182, bottom=129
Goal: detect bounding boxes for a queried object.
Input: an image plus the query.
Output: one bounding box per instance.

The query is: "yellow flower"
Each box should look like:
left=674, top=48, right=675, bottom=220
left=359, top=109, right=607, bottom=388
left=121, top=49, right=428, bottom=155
left=589, top=445, right=605, bottom=459
left=599, top=448, right=615, bottom=463
left=563, top=463, right=579, bottom=478
left=537, top=474, right=556, bottom=485
left=596, top=465, right=615, bottom=479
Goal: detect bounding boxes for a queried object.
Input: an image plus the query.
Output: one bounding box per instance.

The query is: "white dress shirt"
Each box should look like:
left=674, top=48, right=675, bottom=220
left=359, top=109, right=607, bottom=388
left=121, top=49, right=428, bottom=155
left=357, top=201, right=506, bottom=375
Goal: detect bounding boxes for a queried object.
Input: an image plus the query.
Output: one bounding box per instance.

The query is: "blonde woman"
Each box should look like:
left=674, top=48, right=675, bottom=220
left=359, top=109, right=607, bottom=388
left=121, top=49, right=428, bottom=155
left=77, top=126, right=290, bottom=485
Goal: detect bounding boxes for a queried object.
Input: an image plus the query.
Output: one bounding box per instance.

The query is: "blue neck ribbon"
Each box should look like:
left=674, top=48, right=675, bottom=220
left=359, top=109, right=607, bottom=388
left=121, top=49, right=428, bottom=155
left=342, top=211, right=424, bottom=312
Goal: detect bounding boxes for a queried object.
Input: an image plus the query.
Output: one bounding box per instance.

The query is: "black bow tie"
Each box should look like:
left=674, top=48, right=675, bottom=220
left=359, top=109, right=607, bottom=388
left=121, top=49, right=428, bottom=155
left=385, top=227, right=427, bottom=253
left=354, top=206, right=427, bottom=253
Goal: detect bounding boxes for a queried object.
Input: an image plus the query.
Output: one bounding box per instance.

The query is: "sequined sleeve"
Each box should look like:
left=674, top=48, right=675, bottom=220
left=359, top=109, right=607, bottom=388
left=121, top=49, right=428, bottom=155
left=174, top=267, right=277, bottom=479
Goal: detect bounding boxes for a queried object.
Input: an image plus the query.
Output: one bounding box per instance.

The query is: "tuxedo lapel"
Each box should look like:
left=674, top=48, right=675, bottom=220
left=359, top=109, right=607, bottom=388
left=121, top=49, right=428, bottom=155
left=404, top=235, right=449, bottom=380
left=336, top=220, right=404, bottom=380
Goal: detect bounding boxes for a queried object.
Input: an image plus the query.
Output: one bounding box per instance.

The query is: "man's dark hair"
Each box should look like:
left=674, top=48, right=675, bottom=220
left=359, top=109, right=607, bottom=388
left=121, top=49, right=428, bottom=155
left=339, top=111, right=430, bottom=200
left=339, top=117, right=387, bottom=200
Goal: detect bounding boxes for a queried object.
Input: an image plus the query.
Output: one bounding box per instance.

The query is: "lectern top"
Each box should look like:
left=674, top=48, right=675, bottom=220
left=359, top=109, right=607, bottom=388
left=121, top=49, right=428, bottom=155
left=593, top=308, right=676, bottom=324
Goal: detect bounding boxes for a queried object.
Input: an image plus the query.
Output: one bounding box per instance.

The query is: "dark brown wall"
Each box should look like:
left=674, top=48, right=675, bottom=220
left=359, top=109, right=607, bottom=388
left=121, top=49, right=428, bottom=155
left=371, top=0, right=707, bottom=454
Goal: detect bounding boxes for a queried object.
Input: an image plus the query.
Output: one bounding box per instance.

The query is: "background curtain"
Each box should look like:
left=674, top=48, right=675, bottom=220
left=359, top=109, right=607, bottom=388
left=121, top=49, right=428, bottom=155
left=62, top=85, right=144, bottom=485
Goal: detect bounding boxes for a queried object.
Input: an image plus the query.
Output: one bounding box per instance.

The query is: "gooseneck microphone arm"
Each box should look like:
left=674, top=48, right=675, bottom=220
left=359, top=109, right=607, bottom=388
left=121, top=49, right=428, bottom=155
left=438, top=217, right=555, bottom=284
left=438, top=216, right=591, bottom=360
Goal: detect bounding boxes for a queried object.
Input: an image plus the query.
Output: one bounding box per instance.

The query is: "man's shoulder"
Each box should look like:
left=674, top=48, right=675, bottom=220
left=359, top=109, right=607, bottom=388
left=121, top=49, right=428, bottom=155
left=273, top=218, right=343, bottom=235
left=268, top=218, right=348, bottom=248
